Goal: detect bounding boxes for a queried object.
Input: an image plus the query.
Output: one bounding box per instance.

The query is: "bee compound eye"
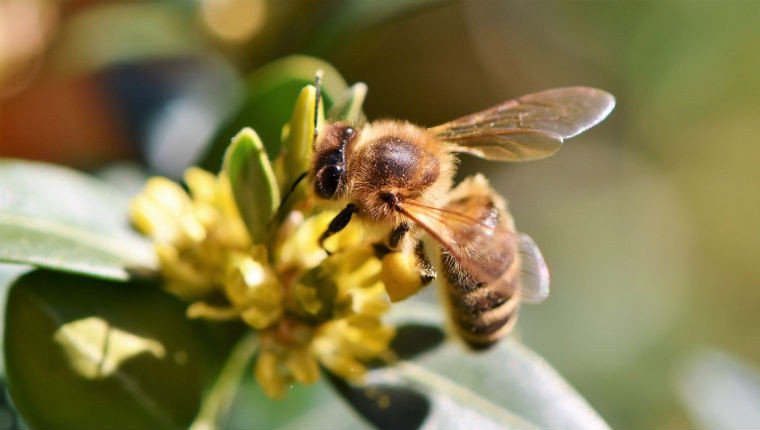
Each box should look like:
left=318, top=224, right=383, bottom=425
left=315, top=164, right=343, bottom=199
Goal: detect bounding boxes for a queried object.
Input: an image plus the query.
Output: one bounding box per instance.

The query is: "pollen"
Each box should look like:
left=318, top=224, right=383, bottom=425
left=381, top=251, right=425, bottom=302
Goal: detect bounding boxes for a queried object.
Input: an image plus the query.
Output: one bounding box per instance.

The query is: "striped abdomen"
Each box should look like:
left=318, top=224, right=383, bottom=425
left=437, top=176, right=520, bottom=349
left=439, top=237, right=520, bottom=349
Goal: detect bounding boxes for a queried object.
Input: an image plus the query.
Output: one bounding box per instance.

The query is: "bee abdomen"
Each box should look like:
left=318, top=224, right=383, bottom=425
left=440, top=251, right=520, bottom=350
left=454, top=306, right=518, bottom=350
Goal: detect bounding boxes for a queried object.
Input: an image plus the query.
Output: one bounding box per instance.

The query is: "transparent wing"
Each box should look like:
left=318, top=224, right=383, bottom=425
left=517, top=233, right=550, bottom=303
left=394, top=200, right=519, bottom=292
left=429, top=87, right=616, bottom=161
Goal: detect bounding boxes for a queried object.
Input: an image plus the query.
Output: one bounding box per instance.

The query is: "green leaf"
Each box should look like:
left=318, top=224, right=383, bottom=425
left=0, top=160, right=157, bottom=281
left=410, top=341, right=609, bottom=429
left=223, top=128, right=280, bottom=244
left=190, top=332, right=258, bottom=430
left=332, top=301, right=609, bottom=430
left=0, top=264, right=31, bottom=375
left=328, top=368, right=536, bottom=430
left=200, top=55, right=348, bottom=171
left=4, top=270, right=212, bottom=429
left=676, top=348, right=760, bottom=429
left=226, top=371, right=370, bottom=430
left=328, top=82, right=368, bottom=124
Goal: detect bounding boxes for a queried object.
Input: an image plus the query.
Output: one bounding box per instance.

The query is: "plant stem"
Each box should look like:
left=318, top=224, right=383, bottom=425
left=190, top=331, right=259, bottom=430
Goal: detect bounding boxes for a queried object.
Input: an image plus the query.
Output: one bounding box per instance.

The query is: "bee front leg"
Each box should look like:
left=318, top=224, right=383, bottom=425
left=371, top=222, right=411, bottom=258
left=388, top=222, right=410, bottom=250
left=319, top=203, right=358, bottom=253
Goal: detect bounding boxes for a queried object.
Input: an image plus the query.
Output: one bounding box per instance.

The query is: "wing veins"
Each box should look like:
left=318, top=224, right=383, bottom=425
left=428, top=87, right=615, bottom=161
left=395, top=200, right=516, bottom=283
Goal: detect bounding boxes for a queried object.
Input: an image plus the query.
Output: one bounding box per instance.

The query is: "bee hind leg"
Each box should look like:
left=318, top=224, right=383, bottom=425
left=384, top=223, right=436, bottom=285
left=319, top=203, right=358, bottom=254
left=381, top=240, right=436, bottom=302
left=415, top=241, right=436, bottom=286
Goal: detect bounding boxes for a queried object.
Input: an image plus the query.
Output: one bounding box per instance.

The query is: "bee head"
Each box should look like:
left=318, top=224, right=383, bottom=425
left=312, top=123, right=356, bottom=200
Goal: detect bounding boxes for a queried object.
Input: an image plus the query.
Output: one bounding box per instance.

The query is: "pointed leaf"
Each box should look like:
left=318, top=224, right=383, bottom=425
left=0, top=160, right=156, bottom=281
left=223, top=128, right=280, bottom=244
left=3, top=270, right=212, bottom=429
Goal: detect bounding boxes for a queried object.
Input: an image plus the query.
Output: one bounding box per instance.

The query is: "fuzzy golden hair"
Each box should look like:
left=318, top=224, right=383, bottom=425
left=345, top=120, right=456, bottom=224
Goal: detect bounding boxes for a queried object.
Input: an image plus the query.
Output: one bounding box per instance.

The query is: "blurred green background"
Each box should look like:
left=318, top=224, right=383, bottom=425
left=2, top=1, right=760, bottom=428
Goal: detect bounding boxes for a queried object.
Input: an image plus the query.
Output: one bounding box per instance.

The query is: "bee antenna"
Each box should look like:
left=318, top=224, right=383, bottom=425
left=269, top=171, right=309, bottom=229
left=313, top=69, right=323, bottom=147
left=281, top=171, right=308, bottom=209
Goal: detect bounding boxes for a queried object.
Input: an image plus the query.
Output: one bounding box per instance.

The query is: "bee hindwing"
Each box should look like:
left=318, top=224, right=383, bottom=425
left=517, top=233, right=550, bottom=304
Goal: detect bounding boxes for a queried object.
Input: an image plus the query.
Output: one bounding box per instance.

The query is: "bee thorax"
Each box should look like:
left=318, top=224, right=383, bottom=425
left=370, top=136, right=440, bottom=190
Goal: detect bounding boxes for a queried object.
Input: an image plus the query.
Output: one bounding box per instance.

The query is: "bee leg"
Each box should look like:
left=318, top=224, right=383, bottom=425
left=269, top=172, right=308, bottom=227
left=388, top=222, right=410, bottom=250
left=372, top=243, right=392, bottom=259
left=380, top=239, right=436, bottom=302
left=415, top=241, right=436, bottom=286
left=319, top=203, right=358, bottom=254
left=388, top=222, right=436, bottom=284
left=384, top=223, right=437, bottom=284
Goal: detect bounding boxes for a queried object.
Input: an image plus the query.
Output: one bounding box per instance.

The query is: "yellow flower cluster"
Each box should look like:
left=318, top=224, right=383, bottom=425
left=130, top=167, right=397, bottom=399
left=129, top=168, right=250, bottom=300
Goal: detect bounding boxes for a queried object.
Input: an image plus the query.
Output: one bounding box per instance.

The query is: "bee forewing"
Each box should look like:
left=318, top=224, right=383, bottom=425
left=433, top=129, right=564, bottom=161
left=517, top=233, right=550, bottom=303
left=429, top=87, right=616, bottom=161
left=395, top=200, right=518, bottom=290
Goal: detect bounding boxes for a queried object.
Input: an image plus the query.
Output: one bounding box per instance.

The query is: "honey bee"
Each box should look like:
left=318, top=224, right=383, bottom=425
left=309, top=84, right=615, bottom=348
